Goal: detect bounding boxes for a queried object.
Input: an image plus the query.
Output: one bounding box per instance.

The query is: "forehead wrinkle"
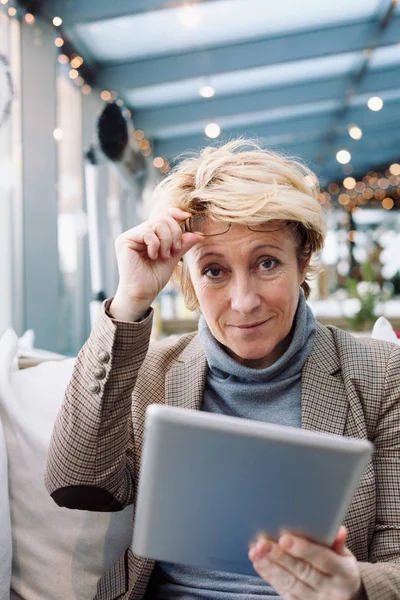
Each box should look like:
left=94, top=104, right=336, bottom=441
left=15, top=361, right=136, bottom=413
left=193, top=241, right=285, bottom=263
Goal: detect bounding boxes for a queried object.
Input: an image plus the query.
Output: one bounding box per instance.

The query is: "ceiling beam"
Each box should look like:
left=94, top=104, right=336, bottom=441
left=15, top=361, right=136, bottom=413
left=134, top=65, right=400, bottom=135
left=40, top=0, right=220, bottom=26
left=153, top=116, right=400, bottom=163
left=96, top=15, right=400, bottom=89
left=150, top=98, right=400, bottom=147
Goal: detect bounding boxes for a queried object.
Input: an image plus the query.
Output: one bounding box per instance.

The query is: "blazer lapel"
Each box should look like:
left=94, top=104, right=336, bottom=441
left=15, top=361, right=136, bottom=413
left=301, top=323, right=349, bottom=436
left=164, top=323, right=353, bottom=438
left=165, top=336, right=207, bottom=411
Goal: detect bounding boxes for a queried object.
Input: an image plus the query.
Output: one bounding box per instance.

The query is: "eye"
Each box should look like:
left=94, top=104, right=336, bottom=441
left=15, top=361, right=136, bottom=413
left=258, top=258, right=278, bottom=271
left=203, top=266, right=224, bottom=279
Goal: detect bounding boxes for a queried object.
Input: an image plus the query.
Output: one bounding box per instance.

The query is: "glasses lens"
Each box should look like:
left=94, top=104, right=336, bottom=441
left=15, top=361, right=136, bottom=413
left=248, top=220, right=287, bottom=232
left=186, top=215, right=230, bottom=236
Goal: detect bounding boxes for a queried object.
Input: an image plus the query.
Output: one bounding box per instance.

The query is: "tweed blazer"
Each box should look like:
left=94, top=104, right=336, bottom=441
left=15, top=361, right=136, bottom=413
left=45, top=307, right=400, bottom=600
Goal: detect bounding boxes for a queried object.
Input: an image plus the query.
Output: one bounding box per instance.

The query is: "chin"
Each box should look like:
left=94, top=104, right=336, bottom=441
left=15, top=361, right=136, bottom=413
left=231, top=344, right=275, bottom=364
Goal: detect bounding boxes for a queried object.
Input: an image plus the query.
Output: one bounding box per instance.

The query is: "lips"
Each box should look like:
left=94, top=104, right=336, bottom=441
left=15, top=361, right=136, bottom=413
left=233, top=319, right=269, bottom=329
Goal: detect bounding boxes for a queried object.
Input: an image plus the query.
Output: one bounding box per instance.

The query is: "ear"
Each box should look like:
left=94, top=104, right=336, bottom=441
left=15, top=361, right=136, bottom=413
left=299, top=255, right=311, bottom=283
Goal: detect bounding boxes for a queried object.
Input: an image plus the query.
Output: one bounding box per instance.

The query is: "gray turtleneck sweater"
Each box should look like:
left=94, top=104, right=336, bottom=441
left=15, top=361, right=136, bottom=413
left=144, top=293, right=316, bottom=600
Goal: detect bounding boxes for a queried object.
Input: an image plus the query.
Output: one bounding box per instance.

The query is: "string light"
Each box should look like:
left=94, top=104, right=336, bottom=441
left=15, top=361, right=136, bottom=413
left=134, top=130, right=145, bottom=141
left=0, top=0, right=9, bottom=5
left=139, top=139, right=151, bottom=151
left=24, top=13, right=35, bottom=24
left=382, top=197, right=394, bottom=210
left=8, top=7, right=16, bottom=16
left=343, top=177, right=356, bottom=189
left=338, top=194, right=350, bottom=205
left=100, top=90, right=111, bottom=101
left=153, top=157, right=165, bottom=168
left=348, top=125, right=362, bottom=140
left=389, top=163, right=400, bottom=176
left=40, top=6, right=155, bottom=161
left=70, top=56, right=84, bottom=68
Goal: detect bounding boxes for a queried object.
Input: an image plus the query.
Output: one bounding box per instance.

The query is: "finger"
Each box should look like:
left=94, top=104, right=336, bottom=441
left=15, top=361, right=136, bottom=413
left=250, top=544, right=316, bottom=599
left=149, top=206, right=192, bottom=222
left=278, top=533, right=348, bottom=576
left=152, top=220, right=175, bottom=259
left=178, top=232, right=203, bottom=257
left=160, top=215, right=186, bottom=254
left=250, top=538, right=328, bottom=590
left=141, top=230, right=160, bottom=260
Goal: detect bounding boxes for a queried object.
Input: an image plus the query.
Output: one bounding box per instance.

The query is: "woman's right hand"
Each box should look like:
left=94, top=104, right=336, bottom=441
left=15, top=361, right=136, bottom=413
left=109, top=207, right=200, bottom=322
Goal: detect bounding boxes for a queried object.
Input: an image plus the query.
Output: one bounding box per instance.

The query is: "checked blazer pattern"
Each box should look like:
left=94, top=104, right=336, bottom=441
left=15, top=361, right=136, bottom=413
left=45, top=305, right=400, bottom=600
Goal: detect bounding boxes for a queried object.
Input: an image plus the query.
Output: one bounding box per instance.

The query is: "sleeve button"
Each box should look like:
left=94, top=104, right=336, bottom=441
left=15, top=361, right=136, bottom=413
left=89, top=381, right=101, bottom=394
left=94, top=366, right=106, bottom=380
left=98, top=351, right=110, bottom=364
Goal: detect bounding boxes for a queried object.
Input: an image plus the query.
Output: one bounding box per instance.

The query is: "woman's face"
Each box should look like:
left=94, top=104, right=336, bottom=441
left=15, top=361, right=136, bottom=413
left=185, top=223, right=305, bottom=369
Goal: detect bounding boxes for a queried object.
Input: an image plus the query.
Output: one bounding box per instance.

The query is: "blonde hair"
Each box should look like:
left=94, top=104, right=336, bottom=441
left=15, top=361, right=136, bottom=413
left=152, top=139, right=327, bottom=309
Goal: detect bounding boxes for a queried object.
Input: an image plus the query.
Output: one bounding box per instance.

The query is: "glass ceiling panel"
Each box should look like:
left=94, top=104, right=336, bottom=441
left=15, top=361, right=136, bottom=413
left=124, top=52, right=361, bottom=109
left=72, top=0, right=380, bottom=63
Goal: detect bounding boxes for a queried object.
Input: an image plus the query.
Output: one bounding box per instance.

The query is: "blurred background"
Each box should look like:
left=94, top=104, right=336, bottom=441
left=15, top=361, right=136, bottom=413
left=1, top=0, right=400, bottom=356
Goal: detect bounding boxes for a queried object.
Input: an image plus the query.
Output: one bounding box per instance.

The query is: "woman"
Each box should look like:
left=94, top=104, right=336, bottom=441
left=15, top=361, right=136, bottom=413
left=45, top=140, right=400, bottom=600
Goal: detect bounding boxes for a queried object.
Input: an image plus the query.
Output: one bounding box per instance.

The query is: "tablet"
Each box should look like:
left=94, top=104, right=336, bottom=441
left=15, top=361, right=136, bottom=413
left=132, top=404, right=373, bottom=575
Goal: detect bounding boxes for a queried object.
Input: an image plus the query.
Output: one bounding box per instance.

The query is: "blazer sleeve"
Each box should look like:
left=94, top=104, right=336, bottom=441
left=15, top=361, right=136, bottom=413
left=44, top=303, right=154, bottom=512
left=358, top=343, right=400, bottom=599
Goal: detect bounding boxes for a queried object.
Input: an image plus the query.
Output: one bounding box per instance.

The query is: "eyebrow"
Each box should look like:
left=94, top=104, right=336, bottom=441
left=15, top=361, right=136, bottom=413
left=195, top=243, right=284, bottom=262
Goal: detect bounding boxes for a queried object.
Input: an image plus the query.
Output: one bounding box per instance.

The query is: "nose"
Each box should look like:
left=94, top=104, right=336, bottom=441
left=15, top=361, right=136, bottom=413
left=230, top=274, right=261, bottom=314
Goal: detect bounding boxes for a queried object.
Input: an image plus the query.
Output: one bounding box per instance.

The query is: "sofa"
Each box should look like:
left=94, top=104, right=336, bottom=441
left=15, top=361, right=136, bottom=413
left=0, top=329, right=133, bottom=600
left=0, top=317, right=398, bottom=600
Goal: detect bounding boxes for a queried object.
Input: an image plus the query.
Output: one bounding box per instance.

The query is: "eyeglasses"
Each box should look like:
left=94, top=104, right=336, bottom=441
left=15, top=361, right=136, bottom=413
left=182, top=214, right=288, bottom=237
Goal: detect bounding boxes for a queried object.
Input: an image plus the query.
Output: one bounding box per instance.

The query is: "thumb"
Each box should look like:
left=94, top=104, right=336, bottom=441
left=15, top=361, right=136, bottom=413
left=177, top=232, right=202, bottom=259
left=332, top=525, right=351, bottom=556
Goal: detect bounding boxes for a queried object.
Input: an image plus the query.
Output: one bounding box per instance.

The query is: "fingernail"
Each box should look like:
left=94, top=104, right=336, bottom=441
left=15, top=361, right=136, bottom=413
left=263, top=540, right=272, bottom=553
left=280, top=534, right=293, bottom=549
left=175, top=240, right=181, bottom=250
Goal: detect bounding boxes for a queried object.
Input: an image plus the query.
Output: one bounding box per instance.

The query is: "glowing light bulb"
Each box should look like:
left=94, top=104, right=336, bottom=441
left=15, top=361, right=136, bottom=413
left=205, top=123, right=221, bottom=138
left=199, top=85, right=215, bottom=98
left=336, top=150, right=351, bottom=165
left=367, top=96, right=383, bottom=111
left=348, top=125, right=362, bottom=140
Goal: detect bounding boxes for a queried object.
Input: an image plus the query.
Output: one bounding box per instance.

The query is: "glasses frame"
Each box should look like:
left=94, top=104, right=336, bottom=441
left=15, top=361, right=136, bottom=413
left=182, top=215, right=288, bottom=237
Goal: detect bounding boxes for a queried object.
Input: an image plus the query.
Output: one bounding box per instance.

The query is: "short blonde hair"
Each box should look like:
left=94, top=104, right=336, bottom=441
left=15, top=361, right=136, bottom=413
left=152, top=139, right=327, bottom=309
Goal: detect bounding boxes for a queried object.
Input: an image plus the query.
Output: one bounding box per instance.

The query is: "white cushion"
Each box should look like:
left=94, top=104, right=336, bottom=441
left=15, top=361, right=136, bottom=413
left=0, top=412, right=11, bottom=600
left=0, top=329, right=133, bottom=600
left=371, top=316, right=400, bottom=344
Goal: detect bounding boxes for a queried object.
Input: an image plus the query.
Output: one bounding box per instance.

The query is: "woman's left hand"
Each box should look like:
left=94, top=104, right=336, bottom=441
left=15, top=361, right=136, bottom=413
left=249, top=525, right=364, bottom=599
